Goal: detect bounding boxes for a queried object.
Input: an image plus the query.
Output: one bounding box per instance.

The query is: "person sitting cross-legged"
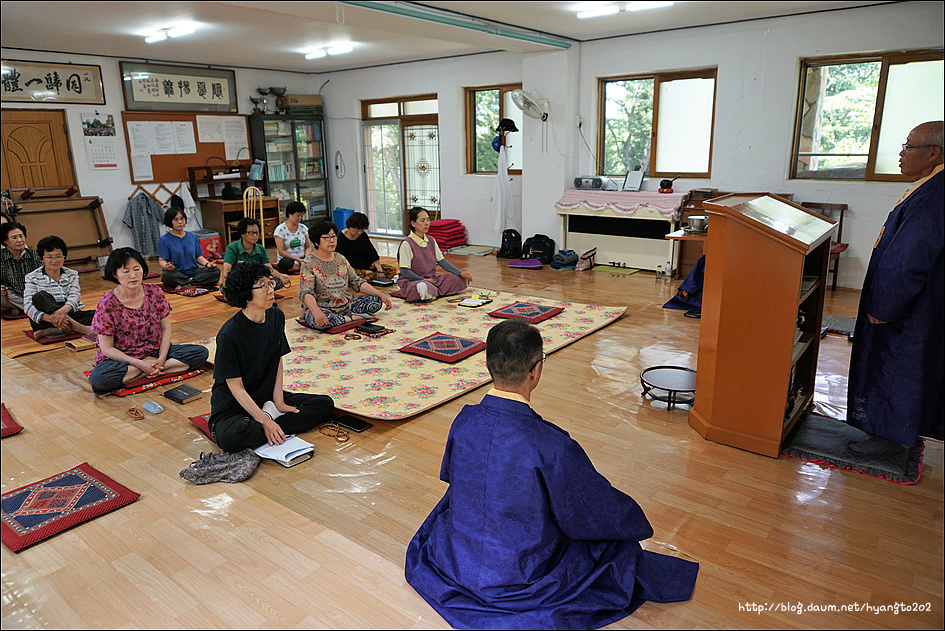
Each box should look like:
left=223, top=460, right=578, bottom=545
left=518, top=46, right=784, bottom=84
left=24, top=235, right=96, bottom=340
left=298, top=219, right=392, bottom=330
left=220, top=216, right=291, bottom=290
left=405, top=318, right=699, bottom=630
left=157, top=207, right=221, bottom=289
left=209, top=262, right=334, bottom=452
left=89, top=248, right=209, bottom=395
left=396, top=207, right=471, bottom=302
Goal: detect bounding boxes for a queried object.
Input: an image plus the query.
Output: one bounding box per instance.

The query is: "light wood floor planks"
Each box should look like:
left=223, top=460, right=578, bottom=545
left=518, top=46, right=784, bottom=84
left=2, top=253, right=942, bottom=629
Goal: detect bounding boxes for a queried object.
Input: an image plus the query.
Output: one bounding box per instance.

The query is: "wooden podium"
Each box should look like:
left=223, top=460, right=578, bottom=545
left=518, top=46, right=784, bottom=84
left=688, top=193, right=836, bottom=457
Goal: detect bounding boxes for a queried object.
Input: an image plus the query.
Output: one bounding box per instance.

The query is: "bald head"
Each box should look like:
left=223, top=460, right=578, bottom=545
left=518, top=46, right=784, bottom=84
left=899, top=121, right=944, bottom=179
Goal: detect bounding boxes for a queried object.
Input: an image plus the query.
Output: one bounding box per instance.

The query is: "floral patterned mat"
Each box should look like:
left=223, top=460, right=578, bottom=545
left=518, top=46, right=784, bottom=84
left=191, top=289, right=626, bottom=420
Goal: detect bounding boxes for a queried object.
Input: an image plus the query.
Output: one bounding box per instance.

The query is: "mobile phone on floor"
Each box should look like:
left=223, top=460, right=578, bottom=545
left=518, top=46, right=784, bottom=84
left=334, top=415, right=373, bottom=432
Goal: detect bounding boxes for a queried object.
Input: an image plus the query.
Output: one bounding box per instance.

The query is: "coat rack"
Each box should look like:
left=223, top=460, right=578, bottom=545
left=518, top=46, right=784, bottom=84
left=128, top=183, right=181, bottom=207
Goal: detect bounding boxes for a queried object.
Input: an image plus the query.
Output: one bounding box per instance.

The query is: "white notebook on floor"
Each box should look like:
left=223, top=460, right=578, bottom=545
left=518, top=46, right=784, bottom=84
left=254, top=435, right=314, bottom=468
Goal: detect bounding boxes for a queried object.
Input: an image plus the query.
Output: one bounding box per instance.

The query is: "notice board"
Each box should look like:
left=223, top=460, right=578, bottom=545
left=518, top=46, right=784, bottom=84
left=121, top=111, right=251, bottom=184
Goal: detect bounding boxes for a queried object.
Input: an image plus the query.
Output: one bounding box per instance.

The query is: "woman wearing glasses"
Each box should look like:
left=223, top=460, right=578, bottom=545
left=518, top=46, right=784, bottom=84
left=23, top=235, right=96, bottom=340
left=210, top=262, right=334, bottom=452
left=298, top=219, right=392, bottom=330
left=220, top=216, right=291, bottom=290
left=89, top=248, right=209, bottom=395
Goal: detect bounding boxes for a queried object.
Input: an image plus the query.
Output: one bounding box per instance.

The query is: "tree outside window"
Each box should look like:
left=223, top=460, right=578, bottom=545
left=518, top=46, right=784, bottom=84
left=599, top=69, right=716, bottom=179
left=792, top=50, right=943, bottom=181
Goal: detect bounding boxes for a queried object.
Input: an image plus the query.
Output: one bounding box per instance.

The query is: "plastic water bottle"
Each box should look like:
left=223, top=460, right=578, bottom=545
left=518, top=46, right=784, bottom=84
left=655, top=264, right=664, bottom=282
left=664, top=261, right=673, bottom=282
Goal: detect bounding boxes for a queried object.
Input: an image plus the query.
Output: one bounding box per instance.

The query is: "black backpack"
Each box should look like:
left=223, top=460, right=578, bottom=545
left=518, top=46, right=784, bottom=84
left=521, top=234, right=556, bottom=264
left=497, top=229, right=522, bottom=259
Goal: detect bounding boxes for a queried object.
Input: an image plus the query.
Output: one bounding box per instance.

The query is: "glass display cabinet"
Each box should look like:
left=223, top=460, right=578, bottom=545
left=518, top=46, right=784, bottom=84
left=249, top=113, right=331, bottom=221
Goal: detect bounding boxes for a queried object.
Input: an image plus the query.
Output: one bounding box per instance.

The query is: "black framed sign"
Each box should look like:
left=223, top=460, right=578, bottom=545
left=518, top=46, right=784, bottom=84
left=120, top=61, right=237, bottom=112
left=1, top=59, right=105, bottom=104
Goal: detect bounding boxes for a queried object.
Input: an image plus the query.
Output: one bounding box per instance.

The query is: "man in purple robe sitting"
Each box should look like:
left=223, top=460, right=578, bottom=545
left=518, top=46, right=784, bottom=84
left=405, top=319, right=698, bottom=629
left=848, top=120, right=944, bottom=453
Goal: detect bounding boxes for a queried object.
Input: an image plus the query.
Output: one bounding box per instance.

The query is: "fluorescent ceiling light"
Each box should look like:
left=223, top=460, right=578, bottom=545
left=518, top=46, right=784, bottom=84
left=168, top=24, right=196, bottom=38
left=305, top=49, right=327, bottom=60
left=144, top=30, right=168, bottom=44
left=577, top=5, right=620, bottom=19
left=326, top=43, right=353, bottom=55
left=625, top=1, right=675, bottom=11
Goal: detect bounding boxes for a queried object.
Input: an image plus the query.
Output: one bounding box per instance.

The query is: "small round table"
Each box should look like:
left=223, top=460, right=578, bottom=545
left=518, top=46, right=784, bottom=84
left=640, top=366, right=697, bottom=410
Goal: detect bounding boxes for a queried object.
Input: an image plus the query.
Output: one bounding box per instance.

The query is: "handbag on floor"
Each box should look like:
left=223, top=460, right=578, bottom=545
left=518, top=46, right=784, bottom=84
left=179, top=448, right=260, bottom=484
left=575, top=248, right=597, bottom=271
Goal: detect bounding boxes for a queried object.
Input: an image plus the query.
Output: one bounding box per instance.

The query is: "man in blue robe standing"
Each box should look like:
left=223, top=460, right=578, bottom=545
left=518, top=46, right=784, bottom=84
left=848, top=120, right=944, bottom=452
left=405, top=319, right=698, bottom=629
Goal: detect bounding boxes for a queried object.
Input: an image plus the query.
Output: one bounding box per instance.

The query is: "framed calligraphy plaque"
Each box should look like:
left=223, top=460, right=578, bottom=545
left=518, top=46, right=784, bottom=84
left=120, top=62, right=238, bottom=112
left=1, top=60, right=105, bottom=105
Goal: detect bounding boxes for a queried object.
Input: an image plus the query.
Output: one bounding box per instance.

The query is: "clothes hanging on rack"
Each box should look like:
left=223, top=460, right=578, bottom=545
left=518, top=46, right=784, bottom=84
left=177, top=184, right=202, bottom=230
left=122, top=192, right=165, bottom=257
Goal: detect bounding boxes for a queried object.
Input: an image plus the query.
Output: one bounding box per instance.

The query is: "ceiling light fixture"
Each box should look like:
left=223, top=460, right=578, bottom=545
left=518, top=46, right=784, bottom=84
left=143, top=23, right=197, bottom=43
left=625, top=1, right=675, bottom=11
left=305, top=49, right=327, bottom=60
left=577, top=5, right=620, bottom=19
left=326, top=43, right=354, bottom=55
left=304, top=43, right=354, bottom=60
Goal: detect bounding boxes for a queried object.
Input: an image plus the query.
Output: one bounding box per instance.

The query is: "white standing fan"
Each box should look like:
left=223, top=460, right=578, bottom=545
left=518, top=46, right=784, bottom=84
left=511, top=89, right=551, bottom=153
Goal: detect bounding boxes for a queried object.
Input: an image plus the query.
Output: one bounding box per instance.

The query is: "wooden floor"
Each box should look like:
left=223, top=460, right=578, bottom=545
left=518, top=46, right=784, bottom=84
left=2, top=253, right=942, bottom=629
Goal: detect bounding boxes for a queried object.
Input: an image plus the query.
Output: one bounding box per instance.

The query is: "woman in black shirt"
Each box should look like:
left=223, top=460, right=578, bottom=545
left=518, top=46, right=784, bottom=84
left=335, top=212, right=396, bottom=281
left=209, top=262, right=333, bottom=452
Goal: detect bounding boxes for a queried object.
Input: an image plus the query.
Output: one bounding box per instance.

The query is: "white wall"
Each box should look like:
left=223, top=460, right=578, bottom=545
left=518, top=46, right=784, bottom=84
left=4, top=1, right=942, bottom=288
left=575, top=1, right=944, bottom=288
left=0, top=48, right=311, bottom=249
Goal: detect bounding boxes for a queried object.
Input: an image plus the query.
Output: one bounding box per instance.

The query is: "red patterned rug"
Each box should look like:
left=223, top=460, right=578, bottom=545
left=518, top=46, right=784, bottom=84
left=189, top=414, right=217, bottom=443
left=23, top=329, right=84, bottom=345
left=82, top=368, right=204, bottom=397
left=1, top=403, right=24, bottom=438
left=1, top=463, right=140, bottom=552
left=488, top=301, right=564, bottom=324
left=398, top=331, right=486, bottom=363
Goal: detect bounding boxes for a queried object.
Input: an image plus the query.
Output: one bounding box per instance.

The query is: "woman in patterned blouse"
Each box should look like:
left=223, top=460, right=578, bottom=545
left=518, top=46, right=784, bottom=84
left=23, top=235, right=96, bottom=340
left=298, top=219, right=392, bottom=330
left=88, top=248, right=208, bottom=395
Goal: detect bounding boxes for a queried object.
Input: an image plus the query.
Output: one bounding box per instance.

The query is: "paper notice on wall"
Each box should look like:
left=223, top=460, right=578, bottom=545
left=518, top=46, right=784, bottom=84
left=195, top=115, right=224, bottom=143
left=151, top=121, right=176, bottom=155
left=130, top=153, right=153, bottom=181
left=126, top=121, right=155, bottom=155
left=173, top=121, right=197, bottom=153
left=222, top=116, right=249, bottom=160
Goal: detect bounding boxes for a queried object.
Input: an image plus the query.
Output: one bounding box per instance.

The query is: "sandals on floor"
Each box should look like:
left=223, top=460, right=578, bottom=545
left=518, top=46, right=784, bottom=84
left=127, top=405, right=144, bottom=421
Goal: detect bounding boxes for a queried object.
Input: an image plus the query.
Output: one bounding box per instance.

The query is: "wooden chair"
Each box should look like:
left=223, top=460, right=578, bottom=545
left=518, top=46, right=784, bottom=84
left=800, top=202, right=848, bottom=290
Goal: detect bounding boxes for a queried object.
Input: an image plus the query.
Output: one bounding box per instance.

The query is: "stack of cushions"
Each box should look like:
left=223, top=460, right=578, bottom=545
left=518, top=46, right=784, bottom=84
left=427, top=219, right=467, bottom=250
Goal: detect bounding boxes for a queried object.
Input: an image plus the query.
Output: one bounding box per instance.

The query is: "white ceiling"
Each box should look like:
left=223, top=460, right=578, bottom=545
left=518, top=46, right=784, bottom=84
left=1, top=1, right=889, bottom=74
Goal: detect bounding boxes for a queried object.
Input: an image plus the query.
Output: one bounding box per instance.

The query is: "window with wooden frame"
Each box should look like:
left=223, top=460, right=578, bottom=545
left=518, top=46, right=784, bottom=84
left=792, top=49, right=943, bottom=181
left=361, top=94, right=440, bottom=236
left=465, top=84, right=523, bottom=174
left=598, top=68, right=717, bottom=179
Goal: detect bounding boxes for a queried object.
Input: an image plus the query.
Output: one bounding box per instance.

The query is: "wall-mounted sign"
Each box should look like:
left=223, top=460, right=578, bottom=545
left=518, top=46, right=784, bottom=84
left=1, top=59, right=105, bottom=104
left=120, top=61, right=237, bottom=112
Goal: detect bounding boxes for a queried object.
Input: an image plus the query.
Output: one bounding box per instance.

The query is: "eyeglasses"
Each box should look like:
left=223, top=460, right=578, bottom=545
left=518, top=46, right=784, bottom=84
left=320, top=234, right=338, bottom=241
left=42, top=254, right=65, bottom=261
left=530, top=352, right=547, bottom=371
left=244, top=230, right=260, bottom=235
left=901, top=143, right=935, bottom=151
left=252, top=279, right=277, bottom=291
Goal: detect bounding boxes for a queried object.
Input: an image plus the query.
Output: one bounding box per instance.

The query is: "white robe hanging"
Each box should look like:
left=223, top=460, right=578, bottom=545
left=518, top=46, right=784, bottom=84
left=492, top=145, right=519, bottom=235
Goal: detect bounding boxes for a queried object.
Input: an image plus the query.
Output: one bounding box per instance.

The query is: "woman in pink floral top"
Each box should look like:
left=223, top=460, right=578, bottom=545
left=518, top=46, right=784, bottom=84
left=89, top=248, right=208, bottom=395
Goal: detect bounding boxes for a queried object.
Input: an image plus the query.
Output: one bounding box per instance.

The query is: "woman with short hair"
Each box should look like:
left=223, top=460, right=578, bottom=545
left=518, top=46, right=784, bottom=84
left=157, top=207, right=221, bottom=289
left=220, top=216, right=290, bottom=290
left=23, top=235, right=96, bottom=339
left=336, top=211, right=395, bottom=280
left=299, top=219, right=392, bottom=330
left=0, top=222, right=41, bottom=316
left=89, top=248, right=208, bottom=395
left=210, top=261, right=334, bottom=452
left=273, top=201, right=314, bottom=273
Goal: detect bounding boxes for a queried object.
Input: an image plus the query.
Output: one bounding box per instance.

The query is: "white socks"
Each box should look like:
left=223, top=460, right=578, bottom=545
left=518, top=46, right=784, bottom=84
left=416, top=282, right=434, bottom=301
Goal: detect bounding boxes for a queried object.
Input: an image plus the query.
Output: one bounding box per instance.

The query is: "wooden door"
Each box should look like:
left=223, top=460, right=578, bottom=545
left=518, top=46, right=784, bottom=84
left=1, top=109, right=77, bottom=191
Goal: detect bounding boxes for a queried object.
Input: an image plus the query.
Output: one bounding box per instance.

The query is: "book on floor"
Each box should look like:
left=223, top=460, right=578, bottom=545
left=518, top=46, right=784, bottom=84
left=254, top=435, right=314, bottom=467
left=163, top=384, right=203, bottom=405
